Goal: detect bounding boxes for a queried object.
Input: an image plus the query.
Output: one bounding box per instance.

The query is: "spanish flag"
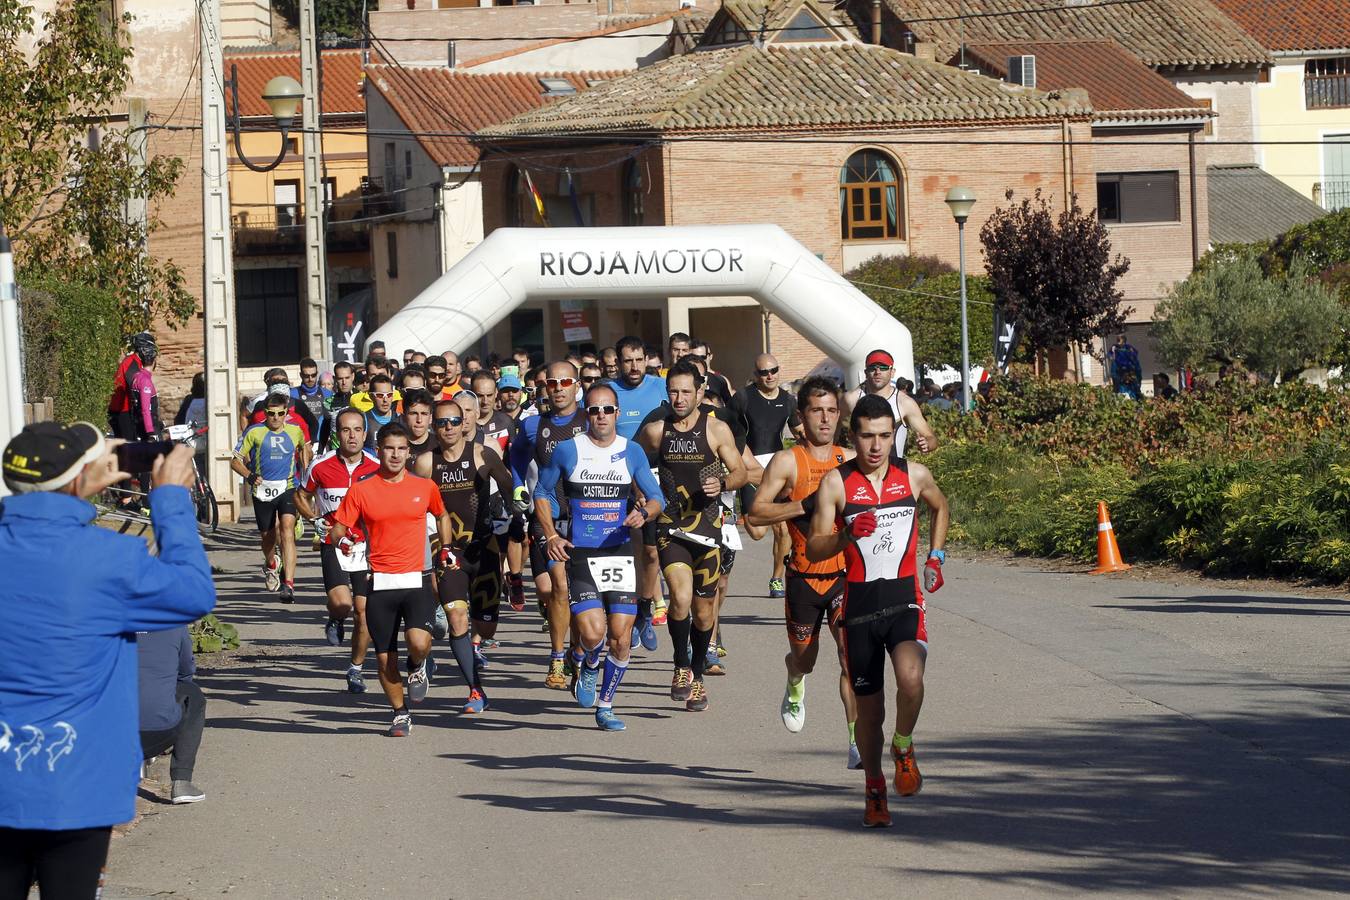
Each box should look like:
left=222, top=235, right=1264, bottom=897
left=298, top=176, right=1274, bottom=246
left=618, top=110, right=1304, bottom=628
left=522, top=169, right=550, bottom=227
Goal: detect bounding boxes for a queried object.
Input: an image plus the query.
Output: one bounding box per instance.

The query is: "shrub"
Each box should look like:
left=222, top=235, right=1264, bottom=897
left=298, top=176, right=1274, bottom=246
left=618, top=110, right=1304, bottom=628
left=189, top=615, right=239, bottom=653
left=17, top=276, right=123, bottom=424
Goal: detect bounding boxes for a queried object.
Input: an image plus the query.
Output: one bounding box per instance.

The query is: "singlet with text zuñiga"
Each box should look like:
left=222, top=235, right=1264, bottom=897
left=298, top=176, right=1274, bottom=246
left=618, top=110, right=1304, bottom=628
left=657, top=410, right=723, bottom=547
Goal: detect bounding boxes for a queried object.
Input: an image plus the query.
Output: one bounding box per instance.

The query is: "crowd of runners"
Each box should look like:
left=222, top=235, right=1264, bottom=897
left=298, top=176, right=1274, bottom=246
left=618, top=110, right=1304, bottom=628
left=228, top=335, right=950, bottom=827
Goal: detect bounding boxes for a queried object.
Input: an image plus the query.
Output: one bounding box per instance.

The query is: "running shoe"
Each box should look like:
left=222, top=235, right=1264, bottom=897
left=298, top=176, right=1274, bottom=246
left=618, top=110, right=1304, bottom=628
left=563, top=655, right=577, bottom=679
left=862, top=786, right=892, bottom=828
left=171, top=780, right=206, bottom=804
left=324, top=618, right=342, bottom=647
left=686, top=679, right=709, bottom=712
left=781, top=677, right=806, bottom=733
left=406, top=662, right=429, bottom=704
left=463, top=689, right=488, bottom=714
left=639, top=613, right=659, bottom=651
left=279, top=583, right=295, bottom=604
left=474, top=644, right=490, bottom=673
left=544, top=659, right=567, bottom=690
left=630, top=624, right=641, bottom=650
left=847, top=743, right=863, bottom=770
left=595, top=708, right=626, bottom=732
left=263, top=560, right=281, bottom=593
left=716, top=633, right=727, bottom=658
left=481, top=638, right=500, bottom=650
left=893, top=743, right=923, bottom=796
left=576, top=664, right=599, bottom=708
left=387, top=713, right=412, bottom=737
left=294, top=519, right=306, bottom=543
left=346, top=666, right=366, bottom=694
left=432, top=605, right=449, bottom=640
left=508, top=576, right=526, bottom=612
left=652, top=599, right=668, bottom=626
left=704, top=649, right=726, bottom=676
left=670, top=667, right=693, bottom=702
left=768, top=578, right=786, bottom=599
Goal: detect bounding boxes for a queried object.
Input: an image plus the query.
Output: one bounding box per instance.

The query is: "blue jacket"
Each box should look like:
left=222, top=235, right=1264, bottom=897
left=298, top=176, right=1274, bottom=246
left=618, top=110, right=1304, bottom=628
left=0, top=486, right=215, bottom=830
left=608, top=375, right=667, bottom=440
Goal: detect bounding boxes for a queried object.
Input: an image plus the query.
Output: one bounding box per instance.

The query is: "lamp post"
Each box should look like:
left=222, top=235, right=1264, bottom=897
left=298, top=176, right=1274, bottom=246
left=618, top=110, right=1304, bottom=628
left=227, top=64, right=304, bottom=173
left=944, top=186, right=977, bottom=411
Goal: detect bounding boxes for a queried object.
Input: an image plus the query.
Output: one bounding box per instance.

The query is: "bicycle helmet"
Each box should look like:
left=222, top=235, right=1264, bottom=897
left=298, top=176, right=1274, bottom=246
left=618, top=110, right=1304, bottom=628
left=131, top=331, right=158, bottom=364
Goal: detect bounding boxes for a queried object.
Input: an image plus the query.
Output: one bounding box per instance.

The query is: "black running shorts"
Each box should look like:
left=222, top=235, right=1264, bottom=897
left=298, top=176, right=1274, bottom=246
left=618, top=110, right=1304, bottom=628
left=364, top=583, right=438, bottom=654
left=252, top=489, right=296, bottom=533
left=437, top=541, right=503, bottom=623
left=784, top=573, right=844, bottom=645
left=840, top=579, right=928, bottom=697
left=319, top=544, right=369, bottom=597
left=657, top=531, right=721, bottom=599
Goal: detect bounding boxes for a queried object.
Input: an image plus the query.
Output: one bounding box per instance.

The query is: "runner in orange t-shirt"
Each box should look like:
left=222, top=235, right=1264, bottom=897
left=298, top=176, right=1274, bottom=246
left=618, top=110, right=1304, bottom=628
left=333, top=421, right=453, bottom=737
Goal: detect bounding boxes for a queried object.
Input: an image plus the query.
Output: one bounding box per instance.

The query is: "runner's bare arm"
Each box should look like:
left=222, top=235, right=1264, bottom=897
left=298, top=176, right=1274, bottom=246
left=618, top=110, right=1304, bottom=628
left=898, top=392, right=938, bottom=453
left=908, top=460, right=949, bottom=552
left=477, top=445, right=514, bottom=501
left=228, top=457, right=251, bottom=481
left=636, top=419, right=663, bottom=456
left=294, top=488, right=317, bottom=520
left=805, top=469, right=848, bottom=562
left=710, top=418, right=748, bottom=494
left=745, top=450, right=802, bottom=527
left=413, top=452, right=433, bottom=478
left=742, top=446, right=764, bottom=487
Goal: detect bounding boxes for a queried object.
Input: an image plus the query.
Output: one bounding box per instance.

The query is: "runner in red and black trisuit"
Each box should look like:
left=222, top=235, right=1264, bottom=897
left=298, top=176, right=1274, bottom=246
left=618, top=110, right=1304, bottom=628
left=807, top=393, right=949, bottom=829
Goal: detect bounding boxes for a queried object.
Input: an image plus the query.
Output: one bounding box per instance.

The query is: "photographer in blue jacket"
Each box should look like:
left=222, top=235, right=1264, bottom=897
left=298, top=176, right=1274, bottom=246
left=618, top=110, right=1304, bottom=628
left=0, top=422, right=215, bottom=899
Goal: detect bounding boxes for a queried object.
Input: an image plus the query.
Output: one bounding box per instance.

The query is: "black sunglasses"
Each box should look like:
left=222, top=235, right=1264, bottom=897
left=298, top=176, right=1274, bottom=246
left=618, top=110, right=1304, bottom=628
left=586, top=405, right=617, bottom=416
left=755, top=366, right=780, bottom=377
left=865, top=363, right=893, bottom=374
left=434, top=416, right=464, bottom=428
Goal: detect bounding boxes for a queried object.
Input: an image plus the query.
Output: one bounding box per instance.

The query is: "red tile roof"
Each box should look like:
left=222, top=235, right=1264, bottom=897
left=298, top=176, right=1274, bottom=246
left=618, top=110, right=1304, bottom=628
left=363, top=67, right=621, bottom=167
left=460, top=12, right=683, bottom=69
left=225, top=49, right=366, bottom=118
left=1209, top=0, right=1350, bottom=52
left=960, top=40, right=1211, bottom=119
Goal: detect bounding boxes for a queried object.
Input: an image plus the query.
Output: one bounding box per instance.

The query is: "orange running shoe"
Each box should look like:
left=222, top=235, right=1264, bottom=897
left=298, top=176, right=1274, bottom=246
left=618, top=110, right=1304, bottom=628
left=862, top=786, right=892, bottom=828
left=893, top=743, right=923, bottom=796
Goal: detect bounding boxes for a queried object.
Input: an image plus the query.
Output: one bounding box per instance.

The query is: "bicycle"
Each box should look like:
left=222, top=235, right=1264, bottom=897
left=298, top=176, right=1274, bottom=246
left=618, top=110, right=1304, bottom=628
left=98, top=424, right=218, bottom=535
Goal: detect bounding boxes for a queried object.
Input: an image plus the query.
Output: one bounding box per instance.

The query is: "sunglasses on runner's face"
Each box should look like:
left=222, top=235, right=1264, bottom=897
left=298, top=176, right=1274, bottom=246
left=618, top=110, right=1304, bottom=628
left=586, top=405, right=617, bottom=416
left=546, top=378, right=576, bottom=390
left=755, top=366, right=779, bottom=377
left=434, top=416, right=464, bottom=428
left=372, top=391, right=394, bottom=399
left=866, top=364, right=892, bottom=374
left=580, top=376, right=598, bottom=385
left=265, top=410, right=287, bottom=418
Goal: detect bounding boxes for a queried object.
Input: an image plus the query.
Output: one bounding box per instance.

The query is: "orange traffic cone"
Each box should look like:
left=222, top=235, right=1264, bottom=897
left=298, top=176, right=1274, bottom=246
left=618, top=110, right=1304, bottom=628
left=1090, top=501, right=1131, bottom=574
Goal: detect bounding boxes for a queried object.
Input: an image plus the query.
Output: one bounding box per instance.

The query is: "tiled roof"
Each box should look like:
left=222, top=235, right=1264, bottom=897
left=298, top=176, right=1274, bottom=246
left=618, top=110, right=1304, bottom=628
left=225, top=49, right=366, bottom=118
left=480, top=42, right=1092, bottom=137
left=1209, top=0, right=1350, bottom=53
left=672, top=8, right=715, bottom=51
left=460, top=12, right=686, bottom=69
left=714, top=0, right=860, bottom=40
left=1207, top=164, right=1326, bottom=245
left=848, top=0, right=1269, bottom=67
left=960, top=40, right=1211, bottom=120
left=364, top=67, right=622, bottom=167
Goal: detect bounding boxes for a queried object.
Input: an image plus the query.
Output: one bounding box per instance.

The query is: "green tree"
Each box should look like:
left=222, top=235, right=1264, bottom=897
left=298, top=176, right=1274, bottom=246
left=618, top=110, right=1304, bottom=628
left=1151, top=249, right=1345, bottom=380
left=846, top=254, right=995, bottom=370
left=0, top=0, right=193, bottom=331
left=979, top=189, right=1131, bottom=355
left=275, top=0, right=366, bottom=40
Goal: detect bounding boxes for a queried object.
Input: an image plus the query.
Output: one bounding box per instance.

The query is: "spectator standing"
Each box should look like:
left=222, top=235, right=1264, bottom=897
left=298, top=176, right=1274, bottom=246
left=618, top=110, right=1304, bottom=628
left=174, top=372, right=207, bottom=428
left=138, top=625, right=207, bottom=804
left=129, top=356, right=163, bottom=441
left=1153, top=373, right=1178, bottom=400
left=107, top=332, right=157, bottom=442
left=1108, top=335, right=1142, bottom=399
left=0, top=424, right=214, bottom=897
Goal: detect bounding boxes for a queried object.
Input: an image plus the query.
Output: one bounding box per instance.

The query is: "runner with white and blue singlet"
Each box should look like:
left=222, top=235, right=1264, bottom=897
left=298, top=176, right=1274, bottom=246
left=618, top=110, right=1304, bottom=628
left=534, top=382, right=664, bottom=732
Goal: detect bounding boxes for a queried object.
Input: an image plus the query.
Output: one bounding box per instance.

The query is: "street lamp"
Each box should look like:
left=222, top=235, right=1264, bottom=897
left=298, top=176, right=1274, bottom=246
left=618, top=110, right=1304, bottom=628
left=944, top=186, right=977, bottom=411
left=226, top=64, right=303, bottom=173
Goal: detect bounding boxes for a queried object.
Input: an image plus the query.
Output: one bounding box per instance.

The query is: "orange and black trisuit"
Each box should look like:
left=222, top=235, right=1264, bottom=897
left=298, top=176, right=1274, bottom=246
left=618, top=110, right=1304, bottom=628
left=784, top=444, right=848, bottom=644
left=836, top=457, right=927, bottom=697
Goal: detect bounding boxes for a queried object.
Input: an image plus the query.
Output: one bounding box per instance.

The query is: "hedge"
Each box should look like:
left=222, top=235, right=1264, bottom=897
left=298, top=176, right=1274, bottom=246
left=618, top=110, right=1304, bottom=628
left=18, top=277, right=124, bottom=425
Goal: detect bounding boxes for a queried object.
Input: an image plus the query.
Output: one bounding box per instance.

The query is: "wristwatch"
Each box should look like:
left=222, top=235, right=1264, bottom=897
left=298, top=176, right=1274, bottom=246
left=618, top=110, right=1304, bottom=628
left=638, top=505, right=650, bottom=522
left=928, top=548, right=946, bottom=565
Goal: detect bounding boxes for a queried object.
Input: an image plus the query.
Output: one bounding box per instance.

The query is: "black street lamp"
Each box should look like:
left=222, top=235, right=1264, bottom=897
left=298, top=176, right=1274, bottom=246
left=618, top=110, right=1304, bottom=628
left=226, top=63, right=304, bottom=173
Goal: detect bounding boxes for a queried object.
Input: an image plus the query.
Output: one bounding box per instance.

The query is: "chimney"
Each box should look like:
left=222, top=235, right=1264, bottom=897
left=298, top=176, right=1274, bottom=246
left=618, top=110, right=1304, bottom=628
left=871, top=0, right=881, bottom=45
left=914, top=41, right=936, bottom=62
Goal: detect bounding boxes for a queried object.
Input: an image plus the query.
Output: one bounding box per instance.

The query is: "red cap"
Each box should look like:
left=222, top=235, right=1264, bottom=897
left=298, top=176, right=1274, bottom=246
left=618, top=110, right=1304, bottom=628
left=865, top=350, right=894, bottom=368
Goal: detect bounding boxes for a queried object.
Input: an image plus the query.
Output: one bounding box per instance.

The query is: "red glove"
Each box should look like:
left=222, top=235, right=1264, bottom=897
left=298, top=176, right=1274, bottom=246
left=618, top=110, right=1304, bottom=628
left=436, top=546, right=461, bottom=571
left=923, top=557, right=945, bottom=593
left=337, top=536, right=357, bottom=555
left=848, top=509, right=878, bottom=540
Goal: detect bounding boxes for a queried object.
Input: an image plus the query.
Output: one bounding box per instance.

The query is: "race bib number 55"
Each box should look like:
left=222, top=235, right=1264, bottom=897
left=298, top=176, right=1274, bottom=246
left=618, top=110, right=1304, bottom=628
left=587, top=555, right=636, bottom=594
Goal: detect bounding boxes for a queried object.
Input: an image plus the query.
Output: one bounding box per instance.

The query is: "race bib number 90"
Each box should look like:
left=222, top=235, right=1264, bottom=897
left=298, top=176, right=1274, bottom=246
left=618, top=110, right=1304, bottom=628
left=255, top=479, right=286, bottom=501
left=586, top=555, right=636, bottom=594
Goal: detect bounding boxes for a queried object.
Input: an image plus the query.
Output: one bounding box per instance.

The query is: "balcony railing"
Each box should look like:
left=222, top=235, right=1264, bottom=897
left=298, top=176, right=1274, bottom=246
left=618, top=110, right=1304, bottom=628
left=1320, top=179, right=1350, bottom=212
left=1305, top=73, right=1350, bottom=109
left=230, top=207, right=371, bottom=256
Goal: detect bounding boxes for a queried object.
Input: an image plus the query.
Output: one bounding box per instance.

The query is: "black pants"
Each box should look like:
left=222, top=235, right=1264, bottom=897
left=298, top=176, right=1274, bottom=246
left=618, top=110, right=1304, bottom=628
left=139, top=681, right=206, bottom=781
left=0, top=826, right=110, bottom=900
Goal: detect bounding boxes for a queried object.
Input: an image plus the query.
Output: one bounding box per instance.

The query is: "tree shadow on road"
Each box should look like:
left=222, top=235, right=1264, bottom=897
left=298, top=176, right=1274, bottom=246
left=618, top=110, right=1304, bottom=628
left=1102, top=594, right=1350, bottom=616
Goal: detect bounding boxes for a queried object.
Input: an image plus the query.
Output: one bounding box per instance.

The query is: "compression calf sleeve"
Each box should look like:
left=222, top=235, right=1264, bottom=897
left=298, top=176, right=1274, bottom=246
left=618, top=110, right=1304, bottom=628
left=668, top=616, right=692, bottom=668
left=449, top=631, right=478, bottom=690
left=599, top=657, right=628, bottom=708
left=583, top=638, right=604, bottom=669
left=691, top=625, right=712, bottom=680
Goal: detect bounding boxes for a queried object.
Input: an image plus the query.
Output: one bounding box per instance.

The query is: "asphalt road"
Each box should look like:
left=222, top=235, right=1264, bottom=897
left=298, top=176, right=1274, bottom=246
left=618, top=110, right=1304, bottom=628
left=104, top=527, right=1350, bottom=899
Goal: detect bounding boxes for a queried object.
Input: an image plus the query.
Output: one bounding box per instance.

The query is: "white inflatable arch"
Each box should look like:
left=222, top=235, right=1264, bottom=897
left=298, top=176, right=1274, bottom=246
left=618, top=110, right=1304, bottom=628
left=368, top=224, right=913, bottom=383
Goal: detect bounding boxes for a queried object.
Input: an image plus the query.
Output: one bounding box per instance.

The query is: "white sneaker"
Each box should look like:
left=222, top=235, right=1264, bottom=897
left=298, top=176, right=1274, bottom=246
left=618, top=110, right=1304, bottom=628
left=780, top=676, right=806, bottom=733
left=847, top=742, right=863, bottom=770
left=263, top=561, right=281, bottom=592
left=406, top=663, right=429, bottom=704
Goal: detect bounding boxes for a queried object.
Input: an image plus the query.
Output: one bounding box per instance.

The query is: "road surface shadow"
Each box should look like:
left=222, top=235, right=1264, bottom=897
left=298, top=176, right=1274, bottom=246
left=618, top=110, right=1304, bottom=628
left=1102, top=594, right=1350, bottom=616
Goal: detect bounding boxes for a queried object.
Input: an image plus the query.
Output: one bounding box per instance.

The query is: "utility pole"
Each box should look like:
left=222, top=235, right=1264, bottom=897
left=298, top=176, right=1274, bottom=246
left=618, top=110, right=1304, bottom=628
left=200, top=0, right=241, bottom=522
left=0, top=232, right=22, bottom=449
left=127, top=98, right=150, bottom=329
left=299, top=0, right=329, bottom=361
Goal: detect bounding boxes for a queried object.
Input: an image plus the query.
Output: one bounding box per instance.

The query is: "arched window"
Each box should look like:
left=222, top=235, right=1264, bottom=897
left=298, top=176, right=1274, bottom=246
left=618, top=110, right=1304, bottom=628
left=622, top=159, right=645, bottom=226
left=839, top=149, right=904, bottom=240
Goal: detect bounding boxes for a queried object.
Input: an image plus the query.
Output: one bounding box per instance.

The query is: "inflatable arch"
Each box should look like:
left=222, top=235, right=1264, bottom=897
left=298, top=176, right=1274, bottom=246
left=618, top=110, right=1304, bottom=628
left=368, top=224, right=913, bottom=384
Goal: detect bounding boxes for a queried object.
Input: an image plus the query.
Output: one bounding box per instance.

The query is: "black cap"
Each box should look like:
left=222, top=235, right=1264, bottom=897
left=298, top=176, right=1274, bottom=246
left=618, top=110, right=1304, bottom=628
left=3, top=421, right=103, bottom=494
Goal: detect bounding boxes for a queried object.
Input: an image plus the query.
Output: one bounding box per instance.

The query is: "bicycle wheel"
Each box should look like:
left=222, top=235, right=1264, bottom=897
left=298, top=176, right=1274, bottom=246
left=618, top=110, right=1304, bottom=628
left=196, top=481, right=219, bottom=533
